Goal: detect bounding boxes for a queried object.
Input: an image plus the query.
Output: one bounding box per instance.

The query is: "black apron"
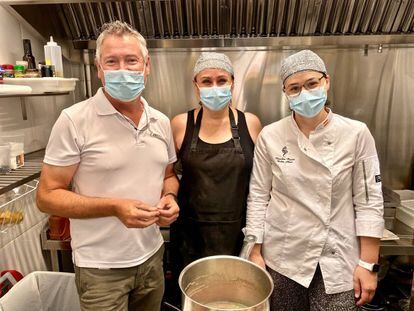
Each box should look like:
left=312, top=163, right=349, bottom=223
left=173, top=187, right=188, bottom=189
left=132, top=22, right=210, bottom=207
left=170, top=107, right=254, bottom=273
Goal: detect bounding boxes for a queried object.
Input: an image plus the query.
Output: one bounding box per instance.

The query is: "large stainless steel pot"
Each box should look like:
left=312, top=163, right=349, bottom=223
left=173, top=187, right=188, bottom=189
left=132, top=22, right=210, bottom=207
left=178, top=236, right=273, bottom=311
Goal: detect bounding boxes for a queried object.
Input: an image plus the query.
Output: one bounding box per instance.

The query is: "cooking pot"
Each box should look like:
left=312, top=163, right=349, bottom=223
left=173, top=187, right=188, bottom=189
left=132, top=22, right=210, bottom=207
left=178, top=235, right=273, bottom=311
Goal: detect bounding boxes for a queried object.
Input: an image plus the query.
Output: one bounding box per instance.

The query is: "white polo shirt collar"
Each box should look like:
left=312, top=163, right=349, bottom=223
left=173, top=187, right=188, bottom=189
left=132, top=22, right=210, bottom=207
left=94, top=87, right=158, bottom=123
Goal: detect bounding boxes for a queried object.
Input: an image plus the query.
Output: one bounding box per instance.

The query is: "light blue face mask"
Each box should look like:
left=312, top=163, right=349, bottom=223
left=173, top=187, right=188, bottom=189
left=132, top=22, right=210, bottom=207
left=103, top=67, right=145, bottom=102
left=198, top=85, right=232, bottom=111
left=287, top=86, right=327, bottom=118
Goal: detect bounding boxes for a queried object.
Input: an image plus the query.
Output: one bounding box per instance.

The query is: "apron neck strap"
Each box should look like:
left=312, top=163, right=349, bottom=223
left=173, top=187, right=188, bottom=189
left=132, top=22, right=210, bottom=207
left=228, top=108, right=243, bottom=153
left=190, top=107, right=243, bottom=153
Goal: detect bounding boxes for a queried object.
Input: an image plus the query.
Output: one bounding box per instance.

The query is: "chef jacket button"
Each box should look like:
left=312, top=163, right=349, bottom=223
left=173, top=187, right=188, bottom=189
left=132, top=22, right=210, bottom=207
left=327, top=141, right=332, bottom=145
left=304, top=148, right=307, bottom=152
left=331, top=251, right=336, bottom=255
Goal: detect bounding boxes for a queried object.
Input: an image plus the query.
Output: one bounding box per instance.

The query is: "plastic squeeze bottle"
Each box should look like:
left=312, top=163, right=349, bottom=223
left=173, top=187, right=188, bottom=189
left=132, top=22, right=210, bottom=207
left=44, top=36, right=63, bottom=77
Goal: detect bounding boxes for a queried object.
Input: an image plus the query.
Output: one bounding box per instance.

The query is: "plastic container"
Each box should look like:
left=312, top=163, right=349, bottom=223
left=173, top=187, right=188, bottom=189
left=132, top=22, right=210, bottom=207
left=0, top=271, right=81, bottom=311
left=396, top=205, right=414, bottom=229
left=24, top=69, right=40, bottom=78
left=2, top=65, right=14, bottom=78
left=48, top=216, right=70, bottom=240
left=0, top=135, right=24, bottom=170
left=3, top=77, right=77, bottom=93
left=0, top=144, right=11, bottom=174
left=13, top=65, right=25, bottom=78
left=0, top=271, right=22, bottom=297
left=9, top=143, right=24, bottom=169
left=44, top=36, right=63, bottom=77
left=40, top=65, right=54, bottom=77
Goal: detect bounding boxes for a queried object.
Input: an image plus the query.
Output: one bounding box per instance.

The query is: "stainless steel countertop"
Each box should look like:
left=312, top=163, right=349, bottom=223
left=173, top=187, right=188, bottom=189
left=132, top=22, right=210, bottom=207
left=380, top=218, right=414, bottom=256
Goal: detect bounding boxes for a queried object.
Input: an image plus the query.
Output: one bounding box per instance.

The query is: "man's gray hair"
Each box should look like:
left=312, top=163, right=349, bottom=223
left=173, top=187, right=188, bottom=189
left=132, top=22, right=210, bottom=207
left=95, top=20, right=148, bottom=62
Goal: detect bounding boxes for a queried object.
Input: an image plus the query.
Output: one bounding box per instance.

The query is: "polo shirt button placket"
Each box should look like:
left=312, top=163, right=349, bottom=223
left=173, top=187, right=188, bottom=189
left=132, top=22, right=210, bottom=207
left=135, top=130, right=141, bottom=145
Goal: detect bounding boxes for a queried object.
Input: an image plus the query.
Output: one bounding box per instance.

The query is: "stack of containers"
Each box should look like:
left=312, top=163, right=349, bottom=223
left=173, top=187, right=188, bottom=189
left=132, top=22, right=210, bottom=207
left=395, top=190, right=414, bottom=229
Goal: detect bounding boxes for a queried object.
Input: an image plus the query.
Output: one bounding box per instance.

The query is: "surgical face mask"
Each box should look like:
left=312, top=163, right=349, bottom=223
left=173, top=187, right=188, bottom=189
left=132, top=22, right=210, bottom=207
left=198, top=85, right=232, bottom=111
left=103, top=66, right=145, bottom=102
left=287, top=86, right=327, bottom=118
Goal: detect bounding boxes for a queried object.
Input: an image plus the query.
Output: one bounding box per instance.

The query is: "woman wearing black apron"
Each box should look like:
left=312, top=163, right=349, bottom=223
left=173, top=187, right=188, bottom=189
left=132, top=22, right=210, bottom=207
left=169, top=52, right=262, bottom=299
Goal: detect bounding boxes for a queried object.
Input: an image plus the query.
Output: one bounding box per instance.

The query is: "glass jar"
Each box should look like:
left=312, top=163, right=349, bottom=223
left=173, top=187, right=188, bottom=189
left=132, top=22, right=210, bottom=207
left=16, top=61, right=28, bottom=70
left=0, top=65, right=3, bottom=84
left=2, top=64, right=14, bottom=78
left=13, top=65, right=25, bottom=78
left=24, top=69, right=40, bottom=78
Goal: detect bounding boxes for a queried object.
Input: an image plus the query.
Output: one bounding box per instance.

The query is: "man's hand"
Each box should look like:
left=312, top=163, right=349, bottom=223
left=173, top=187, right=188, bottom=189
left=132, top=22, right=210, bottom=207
left=156, top=194, right=179, bottom=227
left=115, top=199, right=160, bottom=228
left=353, top=265, right=377, bottom=307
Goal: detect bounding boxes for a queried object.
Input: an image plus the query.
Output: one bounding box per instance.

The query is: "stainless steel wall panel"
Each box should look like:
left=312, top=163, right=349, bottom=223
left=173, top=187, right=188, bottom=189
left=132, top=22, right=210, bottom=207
left=130, top=46, right=414, bottom=189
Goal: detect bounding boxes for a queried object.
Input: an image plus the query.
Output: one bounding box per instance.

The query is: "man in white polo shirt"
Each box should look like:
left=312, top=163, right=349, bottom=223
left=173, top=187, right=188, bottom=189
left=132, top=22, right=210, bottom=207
left=36, top=21, right=179, bottom=311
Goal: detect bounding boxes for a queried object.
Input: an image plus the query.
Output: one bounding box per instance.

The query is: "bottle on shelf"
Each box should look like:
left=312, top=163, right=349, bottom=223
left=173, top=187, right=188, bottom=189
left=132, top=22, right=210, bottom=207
left=22, top=39, right=36, bottom=70
left=44, top=36, right=63, bottom=78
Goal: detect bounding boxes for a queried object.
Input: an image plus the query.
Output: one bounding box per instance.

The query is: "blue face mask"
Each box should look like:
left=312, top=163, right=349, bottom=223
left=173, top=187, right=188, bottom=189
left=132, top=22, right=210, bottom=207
left=199, top=85, right=232, bottom=111
left=287, top=86, right=327, bottom=118
left=103, top=68, right=145, bottom=102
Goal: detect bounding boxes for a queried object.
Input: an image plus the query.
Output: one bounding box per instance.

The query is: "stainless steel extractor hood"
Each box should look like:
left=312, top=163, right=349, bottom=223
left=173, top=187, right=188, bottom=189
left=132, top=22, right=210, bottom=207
left=3, top=0, right=414, bottom=49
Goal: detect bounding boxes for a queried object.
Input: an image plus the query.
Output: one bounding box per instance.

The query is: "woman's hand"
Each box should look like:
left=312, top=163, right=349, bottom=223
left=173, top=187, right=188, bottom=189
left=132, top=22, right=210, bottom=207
left=353, top=265, right=377, bottom=307
left=249, top=244, right=266, bottom=269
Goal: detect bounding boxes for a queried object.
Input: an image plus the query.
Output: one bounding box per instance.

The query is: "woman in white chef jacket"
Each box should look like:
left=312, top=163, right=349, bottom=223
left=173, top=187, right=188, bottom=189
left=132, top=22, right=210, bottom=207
left=246, top=50, right=384, bottom=311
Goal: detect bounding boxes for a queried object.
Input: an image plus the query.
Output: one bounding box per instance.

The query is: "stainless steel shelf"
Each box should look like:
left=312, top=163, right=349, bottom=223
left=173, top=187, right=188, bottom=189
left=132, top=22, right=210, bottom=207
left=0, top=91, right=70, bottom=120
left=0, top=92, right=69, bottom=98
left=0, top=150, right=44, bottom=195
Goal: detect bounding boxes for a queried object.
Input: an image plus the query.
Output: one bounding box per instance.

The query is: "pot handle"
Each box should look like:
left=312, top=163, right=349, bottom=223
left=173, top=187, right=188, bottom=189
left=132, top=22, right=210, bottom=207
left=239, top=234, right=257, bottom=260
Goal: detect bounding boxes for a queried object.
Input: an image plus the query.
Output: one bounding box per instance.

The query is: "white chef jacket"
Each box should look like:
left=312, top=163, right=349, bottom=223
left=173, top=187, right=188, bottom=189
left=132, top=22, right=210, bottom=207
left=245, top=109, right=384, bottom=294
